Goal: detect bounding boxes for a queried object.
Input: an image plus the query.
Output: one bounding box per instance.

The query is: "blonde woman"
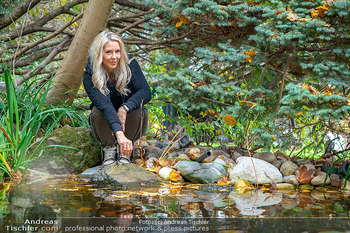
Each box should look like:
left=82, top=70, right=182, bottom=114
left=83, top=30, right=151, bottom=166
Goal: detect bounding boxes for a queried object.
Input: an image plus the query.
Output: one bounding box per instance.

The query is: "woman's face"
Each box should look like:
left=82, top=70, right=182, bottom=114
left=102, top=40, right=121, bottom=73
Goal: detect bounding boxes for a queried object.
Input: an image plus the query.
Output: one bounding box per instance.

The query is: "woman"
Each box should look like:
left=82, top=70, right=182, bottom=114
left=83, top=30, right=151, bottom=166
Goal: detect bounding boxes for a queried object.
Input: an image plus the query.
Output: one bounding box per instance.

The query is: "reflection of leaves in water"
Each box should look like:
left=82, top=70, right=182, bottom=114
left=296, top=193, right=315, bottom=209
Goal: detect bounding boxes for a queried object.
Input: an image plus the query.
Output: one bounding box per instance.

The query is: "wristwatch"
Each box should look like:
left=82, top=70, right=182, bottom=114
left=121, top=104, right=129, bottom=112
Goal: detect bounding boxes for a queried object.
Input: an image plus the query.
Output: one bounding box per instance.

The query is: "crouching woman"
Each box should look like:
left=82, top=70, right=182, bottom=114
left=83, top=30, right=151, bottom=166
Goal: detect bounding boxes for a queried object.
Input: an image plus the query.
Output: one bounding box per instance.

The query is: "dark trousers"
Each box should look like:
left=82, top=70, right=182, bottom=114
left=90, top=106, right=148, bottom=147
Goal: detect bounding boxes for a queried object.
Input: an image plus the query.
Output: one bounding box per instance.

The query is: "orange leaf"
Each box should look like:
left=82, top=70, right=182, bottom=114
left=239, top=100, right=256, bottom=109
left=169, top=170, right=182, bottom=182
left=222, top=115, right=236, bottom=126
left=295, top=165, right=316, bottom=185
left=217, top=176, right=230, bottom=185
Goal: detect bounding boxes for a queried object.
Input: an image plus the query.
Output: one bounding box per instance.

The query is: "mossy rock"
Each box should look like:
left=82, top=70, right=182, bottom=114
left=29, top=125, right=101, bottom=174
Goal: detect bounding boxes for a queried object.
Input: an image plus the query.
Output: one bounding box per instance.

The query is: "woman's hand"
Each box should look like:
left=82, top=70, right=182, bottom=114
left=117, top=107, right=128, bottom=132
left=115, top=131, right=133, bottom=156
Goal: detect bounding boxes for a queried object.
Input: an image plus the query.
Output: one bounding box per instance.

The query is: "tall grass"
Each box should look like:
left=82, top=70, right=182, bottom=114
left=0, top=65, right=86, bottom=179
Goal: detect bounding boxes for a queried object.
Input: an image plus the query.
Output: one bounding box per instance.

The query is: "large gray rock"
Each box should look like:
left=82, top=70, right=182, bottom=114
left=229, top=157, right=283, bottom=184
left=174, top=161, right=227, bottom=184
left=88, top=163, right=162, bottom=190
left=29, top=125, right=101, bottom=174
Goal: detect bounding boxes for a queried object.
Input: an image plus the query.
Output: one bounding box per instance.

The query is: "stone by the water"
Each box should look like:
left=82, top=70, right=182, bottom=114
left=229, top=157, right=283, bottom=184
left=174, top=160, right=227, bottom=184
left=88, top=163, right=162, bottom=190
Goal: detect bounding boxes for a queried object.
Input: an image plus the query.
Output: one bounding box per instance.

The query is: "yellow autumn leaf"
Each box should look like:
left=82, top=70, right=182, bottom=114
left=234, top=179, right=250, bottom=189
left=189, top=82, right=196, bottom=87
left=287, top=7, right=298, bottom=21
left=169, top=170, right=182, bottom=182
left=347, top=97, right=350, bottom=106
left=217, top=176, right=230, bottom=185
left=222, top=115, right=236, bottom=126
left=271, top=135, right=277, bottom=140
left=239, top=100, right=256, bottom=109
left=176, top=22, right=183, bottom=27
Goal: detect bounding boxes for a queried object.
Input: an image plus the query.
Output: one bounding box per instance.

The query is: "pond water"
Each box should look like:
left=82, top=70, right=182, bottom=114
left=0, top=176, right=349, bottom=232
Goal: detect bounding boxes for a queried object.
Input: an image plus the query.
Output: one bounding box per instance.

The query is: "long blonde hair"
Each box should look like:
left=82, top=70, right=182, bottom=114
left=89, top=30, right=131, bottom=95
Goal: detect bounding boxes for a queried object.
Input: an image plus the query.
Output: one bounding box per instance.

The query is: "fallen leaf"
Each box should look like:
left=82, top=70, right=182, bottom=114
left=269, top=181, right=278, bottom=190
left=169, top=170, right=182, bottom=182
left=295, top=165, right=316, bottom=184
left=234, top=179, right=250, bottom=189
left=217, top=176, right=230, bottom=185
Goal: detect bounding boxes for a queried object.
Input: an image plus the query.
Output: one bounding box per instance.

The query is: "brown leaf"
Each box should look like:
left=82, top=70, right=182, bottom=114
left=269, top=181, right=278, bottom=190
left=295, top=165, right=316, bottom=184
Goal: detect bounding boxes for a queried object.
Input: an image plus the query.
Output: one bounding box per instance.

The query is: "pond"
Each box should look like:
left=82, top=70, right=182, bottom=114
left=0, top=176, right=349, bottom=233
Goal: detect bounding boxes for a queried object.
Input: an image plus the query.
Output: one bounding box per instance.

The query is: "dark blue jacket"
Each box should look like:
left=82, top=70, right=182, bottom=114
left=83, top=57, right=151, bottom=134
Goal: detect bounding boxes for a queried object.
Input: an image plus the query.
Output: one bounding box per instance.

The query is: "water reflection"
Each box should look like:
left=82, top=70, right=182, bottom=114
left=1, top=177, right=350, bottom=232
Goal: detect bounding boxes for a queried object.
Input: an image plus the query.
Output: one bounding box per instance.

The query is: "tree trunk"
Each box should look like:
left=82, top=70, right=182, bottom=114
left=46, top=0, right=114, bottom=105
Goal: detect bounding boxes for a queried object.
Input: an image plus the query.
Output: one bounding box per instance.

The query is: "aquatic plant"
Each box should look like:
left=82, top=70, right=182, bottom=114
left=0, top=65, right=75, bottom=179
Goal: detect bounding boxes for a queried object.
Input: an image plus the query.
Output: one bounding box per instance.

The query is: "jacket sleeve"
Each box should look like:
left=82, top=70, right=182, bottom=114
left=123, top=58, right=152, bottom=111
left=83, top=59, right=123, bottom=133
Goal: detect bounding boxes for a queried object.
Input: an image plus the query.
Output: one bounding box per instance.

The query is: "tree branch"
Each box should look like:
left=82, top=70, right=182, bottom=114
left=16, top=36, right=71, bottom=86
left=1, top=12, right=83, bottom=63
left=0, top=0, right=41, bottom=30
left=275, top=57, right=291, bottom=112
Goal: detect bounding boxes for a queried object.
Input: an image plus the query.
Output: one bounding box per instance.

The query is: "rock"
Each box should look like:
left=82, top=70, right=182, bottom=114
left=294, top=159, right=312, bottom=166
left=167, top=152, right=179, bottom=158
left=178, top=154, right=190, bottom=160
left=155, top=140, right=167, bottom=149
left=158, top=167, right=174, bottom=180
left=29, top=126, right=101, bottom=174
left=231, top=152, right=242, bottom=162
left=213, top=145, right=227, bottom=152
left=174, top=160, right=227, bottom=184
left=229, top=157, right=283, bottom=184
left=187, top=148, right=201, bottom=160
left=253, top=152, right=277, bottom=163
left=272, top=160, right=283, bottom=169
left=330, top=174, right=340, bottom=182
left=311, top=171, right=331, bottom=186
left=88, top=163, right=162, bottom=190
left=340, top=179, right=350, bottom=191
left=144, top=146, right=163, bottom=159
left=283, top=175, right=299, bottom=186
left=276, top=183, right=296, bottom=191
left=280, top=161, right=299, bottom=176
left=217, top=155, right=235, bottom=166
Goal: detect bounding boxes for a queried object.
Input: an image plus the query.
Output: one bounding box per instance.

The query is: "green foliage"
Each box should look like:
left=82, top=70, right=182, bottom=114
left=141, top=0, right=350, bottom=153
left=0, top=66, right=85, bottom=179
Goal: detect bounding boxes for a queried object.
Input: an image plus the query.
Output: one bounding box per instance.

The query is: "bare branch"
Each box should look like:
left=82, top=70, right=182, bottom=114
left=16, top=36, right=71, bottom=86
left=275, top=57, right=291, bottom=112
left=0, top=0, right=41, bottom=30
left=1, top=12, right=83, bottom=63
left=109, top=9, right=153, bottom=21
left=118, top=17, right=150, bottom=34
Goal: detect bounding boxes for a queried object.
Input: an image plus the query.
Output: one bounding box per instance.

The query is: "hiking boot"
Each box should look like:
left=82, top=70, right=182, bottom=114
left=102, top=146, right=117, bottom=166
left=118, top=154, right=131, bottom=164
